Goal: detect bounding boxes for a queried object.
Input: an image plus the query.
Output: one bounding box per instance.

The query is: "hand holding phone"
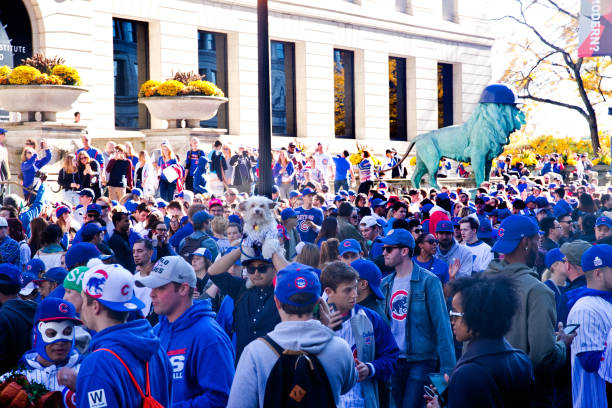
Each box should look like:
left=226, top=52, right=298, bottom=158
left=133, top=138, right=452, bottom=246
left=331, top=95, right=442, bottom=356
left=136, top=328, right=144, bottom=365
left=563, top=323, right=580, bottom=335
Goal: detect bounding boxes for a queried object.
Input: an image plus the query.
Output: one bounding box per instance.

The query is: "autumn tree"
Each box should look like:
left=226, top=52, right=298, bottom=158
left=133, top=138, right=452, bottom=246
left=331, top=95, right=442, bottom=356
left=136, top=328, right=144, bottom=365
left=499, top=0, right=612, bottom=153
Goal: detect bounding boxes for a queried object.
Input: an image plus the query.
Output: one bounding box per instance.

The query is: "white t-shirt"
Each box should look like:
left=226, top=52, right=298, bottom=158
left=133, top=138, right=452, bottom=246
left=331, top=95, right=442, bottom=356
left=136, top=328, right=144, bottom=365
left=464, top=240, right=493, bottom=274
left=315, top=153, right=333, bottom=179
left=133, top=272, right=153, bottom=317
left=567, top=296, right=612, bottom=408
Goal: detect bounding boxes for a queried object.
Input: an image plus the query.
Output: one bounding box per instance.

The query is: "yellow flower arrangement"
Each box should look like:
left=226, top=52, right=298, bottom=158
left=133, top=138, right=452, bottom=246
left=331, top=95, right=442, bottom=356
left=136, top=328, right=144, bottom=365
left=157, top=80, right=185, bottom=96
left=187, top=80, right=224, bottom=97
left=0, top=66, right=11, bottom=77
left=409, top=156, right=417, bottom=166
left=50, top=65, right=81, bottom=85
left=138, top=80, right=161, bottom=97
left=8, top=66, right=41, bottom=85
left=34, top=74, right=63, bottom=85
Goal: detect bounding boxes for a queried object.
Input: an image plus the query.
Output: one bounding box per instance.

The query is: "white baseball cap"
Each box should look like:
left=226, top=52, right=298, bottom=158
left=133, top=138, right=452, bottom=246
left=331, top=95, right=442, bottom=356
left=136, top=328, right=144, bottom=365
left=359, top=216, right=379, bottom=228
left=135, top=256, right=196, bottom=289
left=82, top=264, right=145, bottom=311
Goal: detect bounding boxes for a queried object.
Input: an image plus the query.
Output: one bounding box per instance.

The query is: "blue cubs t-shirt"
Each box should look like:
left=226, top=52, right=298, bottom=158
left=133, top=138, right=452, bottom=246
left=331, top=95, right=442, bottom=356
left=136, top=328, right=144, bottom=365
left=413, top=256, right=450, bottom=284
left=333, top=156, right=351, bottom=181
left=294, top=206, right=324, bottom=243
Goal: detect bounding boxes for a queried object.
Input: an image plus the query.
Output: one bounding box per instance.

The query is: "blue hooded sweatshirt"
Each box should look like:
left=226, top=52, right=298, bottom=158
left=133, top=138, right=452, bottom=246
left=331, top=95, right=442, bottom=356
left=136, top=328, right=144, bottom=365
left=76, top=319, right=173, bottom=408
left=154, top=300, right=234, bottom=408
left=21, top=149, right=52, bottom=189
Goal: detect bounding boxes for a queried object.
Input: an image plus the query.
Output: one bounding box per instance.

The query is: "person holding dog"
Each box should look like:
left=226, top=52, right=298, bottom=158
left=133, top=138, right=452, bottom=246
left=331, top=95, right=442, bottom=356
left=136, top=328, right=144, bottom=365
left=208, top=244, right=288, bottom=362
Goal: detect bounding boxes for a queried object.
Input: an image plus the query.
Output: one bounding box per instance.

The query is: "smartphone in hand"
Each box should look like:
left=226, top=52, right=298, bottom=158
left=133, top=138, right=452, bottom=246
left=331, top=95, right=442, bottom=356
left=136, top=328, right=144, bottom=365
left=563, top=323, right=580, bottom=335
left=427, top=373, right=448, bottom=404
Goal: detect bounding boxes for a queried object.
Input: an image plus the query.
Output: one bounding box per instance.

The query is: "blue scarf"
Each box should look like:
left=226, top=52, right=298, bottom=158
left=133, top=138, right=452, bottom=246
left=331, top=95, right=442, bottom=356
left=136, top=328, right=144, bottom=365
left=566, top=287, right=612, bottom=311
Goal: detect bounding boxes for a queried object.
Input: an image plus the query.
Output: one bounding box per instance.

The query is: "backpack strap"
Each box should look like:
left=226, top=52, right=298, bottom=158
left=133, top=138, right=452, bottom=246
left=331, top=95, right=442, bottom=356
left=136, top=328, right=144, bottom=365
left=259, top=335, right=284, bottom=357
left=95, top=348, right=148, bottom=399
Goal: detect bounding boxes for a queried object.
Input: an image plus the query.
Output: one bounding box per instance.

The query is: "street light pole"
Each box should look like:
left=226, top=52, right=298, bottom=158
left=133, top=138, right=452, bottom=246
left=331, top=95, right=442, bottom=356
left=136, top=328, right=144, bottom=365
left=257, top=0, right=273, bottom=198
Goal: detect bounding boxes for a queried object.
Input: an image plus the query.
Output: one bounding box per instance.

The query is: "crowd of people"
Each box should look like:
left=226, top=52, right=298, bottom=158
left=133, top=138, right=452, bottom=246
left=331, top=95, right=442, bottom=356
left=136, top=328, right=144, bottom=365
left=0, top=130, right=611, bottom=408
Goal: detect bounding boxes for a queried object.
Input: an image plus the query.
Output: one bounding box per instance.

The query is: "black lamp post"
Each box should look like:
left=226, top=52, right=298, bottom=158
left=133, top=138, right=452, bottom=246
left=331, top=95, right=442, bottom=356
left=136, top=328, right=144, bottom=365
left=257, top=0, right=273, bottom=197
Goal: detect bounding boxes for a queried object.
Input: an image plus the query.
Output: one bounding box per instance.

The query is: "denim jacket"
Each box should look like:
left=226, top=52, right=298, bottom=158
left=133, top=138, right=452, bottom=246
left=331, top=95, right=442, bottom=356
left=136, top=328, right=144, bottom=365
left=380, top=261, right=456, bottom=374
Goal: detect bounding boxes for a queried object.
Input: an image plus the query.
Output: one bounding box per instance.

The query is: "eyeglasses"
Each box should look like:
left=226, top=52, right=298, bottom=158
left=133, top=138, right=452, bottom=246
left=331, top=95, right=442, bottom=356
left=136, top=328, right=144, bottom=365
left=351, top=215, right=359, bottom=219
left=383, top=246, right=403, bottom=253
left=559, top=220, right=572, bottom=224
left=246, top=264, right=272, bottom=275
left=424, top=239, right=439, bottom=245
left=155, top=228, right=168, bottom=232
left=413, top=228, right=423, bottom=234
left=98, top=205, right=109, bottom=209
left=449, top=310, right=464, bottom=320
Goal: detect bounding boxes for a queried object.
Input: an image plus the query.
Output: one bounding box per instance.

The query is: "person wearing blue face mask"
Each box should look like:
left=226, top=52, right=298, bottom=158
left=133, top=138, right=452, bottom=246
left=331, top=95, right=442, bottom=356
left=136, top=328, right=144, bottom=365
left=0, top=297, right=84, bottom=402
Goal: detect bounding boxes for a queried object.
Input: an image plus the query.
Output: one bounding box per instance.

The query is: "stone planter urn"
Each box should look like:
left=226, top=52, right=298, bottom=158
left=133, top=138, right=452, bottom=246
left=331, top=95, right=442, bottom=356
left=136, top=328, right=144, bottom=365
left=0, top=85, right=88, bottom=122
left=139, top=95, right=228, bottom=128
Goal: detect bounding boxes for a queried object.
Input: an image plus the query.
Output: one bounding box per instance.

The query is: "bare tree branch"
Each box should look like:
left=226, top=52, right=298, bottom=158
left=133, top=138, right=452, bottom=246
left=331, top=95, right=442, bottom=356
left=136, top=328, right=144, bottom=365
left=546, top=0, right=578, bottom=20
left=518, top=93, right=588, bottom=119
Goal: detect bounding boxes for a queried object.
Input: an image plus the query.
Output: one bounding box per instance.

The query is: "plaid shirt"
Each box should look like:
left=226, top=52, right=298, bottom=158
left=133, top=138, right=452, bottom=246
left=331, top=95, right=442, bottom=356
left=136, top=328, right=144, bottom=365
left=0, top=236, right=20, bottom=265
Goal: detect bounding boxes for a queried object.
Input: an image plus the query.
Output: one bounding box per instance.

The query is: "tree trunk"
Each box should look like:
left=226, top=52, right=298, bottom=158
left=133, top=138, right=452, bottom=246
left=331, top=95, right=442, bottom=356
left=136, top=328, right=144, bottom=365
left=588, top=114, right=600, bottom=154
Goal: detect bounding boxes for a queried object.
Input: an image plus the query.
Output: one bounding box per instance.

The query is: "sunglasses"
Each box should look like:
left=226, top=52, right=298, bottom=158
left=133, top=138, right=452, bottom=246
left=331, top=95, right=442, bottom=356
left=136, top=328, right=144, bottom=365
left=383, top=246, right=404, bottom=253
left=413, top=228, right=423, bottom=234
left=425, top=239, right=439, bottom=245
left=98, top=205, right=109, bottom=209
left=246, top=264, right=272, bottom=275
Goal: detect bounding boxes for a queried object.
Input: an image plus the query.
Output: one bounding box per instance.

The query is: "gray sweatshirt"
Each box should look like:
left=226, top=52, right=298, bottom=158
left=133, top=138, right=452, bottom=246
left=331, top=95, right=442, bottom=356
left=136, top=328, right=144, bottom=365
left=228, top=319, right=358, bottom=408
left=436, top=240, right=474, bottom=278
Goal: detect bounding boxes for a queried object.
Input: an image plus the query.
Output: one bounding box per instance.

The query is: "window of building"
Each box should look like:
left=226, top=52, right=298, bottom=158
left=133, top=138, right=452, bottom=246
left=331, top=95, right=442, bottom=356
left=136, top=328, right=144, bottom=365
left=389, top=57, right=407, bottom=141
left=396, top=0, right=410, bottom=13
left=437, top=62, right=453, bottom=128
left=113, top=18, right=149, bottom=129
left=442, top=0, right=457, bottom=22
left=271, top=41, right=296, bottom=136
left=198, top=30, right=228, bottom=129
left=334, top=49, right=355, bottom=139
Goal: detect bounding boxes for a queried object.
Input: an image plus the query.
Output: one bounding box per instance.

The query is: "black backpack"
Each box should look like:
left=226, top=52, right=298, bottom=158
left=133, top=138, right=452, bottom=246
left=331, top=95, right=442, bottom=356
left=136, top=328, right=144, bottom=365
left=179, top=234, right=211, bottom=261
left=260, top=335, right=336, bottom=408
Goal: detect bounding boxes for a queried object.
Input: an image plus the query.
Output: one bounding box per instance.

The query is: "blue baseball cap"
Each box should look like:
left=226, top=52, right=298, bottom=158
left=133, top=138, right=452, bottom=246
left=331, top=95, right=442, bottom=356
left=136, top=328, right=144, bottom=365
left=26, top=258, right=45, bottom=276
left=379, top=228, right=415, bottom=249
left=339, top=190, right=349, bottom=197
left=78, top=188, right=95, bottom=199
left=595, top=216, right=612, bottom=229
left=525, top=195, right=537, bottom=204
left=351, top=259, right=383, bottom=300
left=86, top=204, right=102, bottom=214
left=535, top=197, right=550, bottom=208
left=371, top=198, right=387, bottom=208
left=339, top=239, right=362, bottom=256
left=55, top=205, right=71, bottom=219
left=34, top=267, right=68, bottom=285
left=491, top=215, right=539, bottom=254
left=281, top=208, right=297, bottom=220
left=275, top=263, right=321, bottom=306
left=131, top=188, right=142, bottom=197
left=348, top=190, right=356, bottom=197
left=0, top=264, right=22, bottom=286
left=124, top=200, right=139, bottom=213
left=192, top=247, right=213, bottom=262
left=581, top=244, right=612, bottom=272
left=272, top=185, right=280, bottom=194
left=421, top=203, right=434, bottom=213
left=334, top=195, right=345, bottom=202
left=289, top=190, right=300, bottom=199
left=0, top=128, right=6, bottom=134
left=545, top=248, right=566, bottom=269
left=156, top=199, right=168, bottom=208
left=65, top=242, right=101, bottom=270
left=228, top=214, right=242, bottom=225
left=34, top=297, right=81, bottom=324
left=436, top=220, right=454, bottom=233
left=81, top=223, right=105, bottom=241
left=301, top=187, right=315, bottom=196
left=193, top=210, right=214, bottom=224
left=553, top=201, right=572, bottom=219
left=436, top=192, right=449, bottom=201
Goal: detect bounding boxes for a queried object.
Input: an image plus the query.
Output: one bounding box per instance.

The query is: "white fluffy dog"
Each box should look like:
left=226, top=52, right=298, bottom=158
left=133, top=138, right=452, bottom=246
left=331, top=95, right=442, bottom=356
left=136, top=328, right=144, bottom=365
left=239, top=195, right=283, bottom=260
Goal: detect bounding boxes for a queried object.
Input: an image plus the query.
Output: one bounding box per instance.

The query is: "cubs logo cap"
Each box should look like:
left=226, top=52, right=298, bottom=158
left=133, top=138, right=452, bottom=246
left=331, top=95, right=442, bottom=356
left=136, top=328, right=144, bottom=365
left=275, top=263, right=321, bottom=306
left=379, top=229, right=416, bottom=249
left=595, top=216, right=612, bottom=229
left=301, top=187, right=315, bottom=196
left=135, top=256, right=197, bottom=289
left=581, top=244, right=612, bottom=273
left=491, top=215, right=539, bottom=254
left=34, top=297, right=81, bottom=324
left=83, top=264, right=145, bottom=311
left=339, top=239, right=362, bottom=256
left=436, top=220, right=454, bottom=233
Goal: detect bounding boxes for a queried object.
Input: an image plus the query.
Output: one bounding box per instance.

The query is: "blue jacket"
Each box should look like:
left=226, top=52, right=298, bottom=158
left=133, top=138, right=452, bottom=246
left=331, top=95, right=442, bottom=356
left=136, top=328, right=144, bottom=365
left=76, top=319, right=173, bottom=408
left=273, top=161, right=294, bottom=185
left=19, top=183, right=45, bottom=237
left=192, top=155, right=209, bottom=194
left=380, top=262, right=456, bottom=374
left=21, top=149, right=52, bottom=188
left=447, top=337, right=534, bottom=407
left=154, top=300, right=234, bottom=408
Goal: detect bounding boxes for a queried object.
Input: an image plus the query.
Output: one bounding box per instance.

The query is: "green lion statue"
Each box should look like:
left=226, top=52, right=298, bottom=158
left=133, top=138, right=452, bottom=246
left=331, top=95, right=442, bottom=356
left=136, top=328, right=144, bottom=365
left=393, top=84, right=525, bottom=190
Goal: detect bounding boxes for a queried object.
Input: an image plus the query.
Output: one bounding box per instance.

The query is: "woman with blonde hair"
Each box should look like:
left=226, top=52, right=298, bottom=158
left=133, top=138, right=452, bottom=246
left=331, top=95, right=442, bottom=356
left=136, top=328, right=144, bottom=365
left=295, top=243, right=320, bottom=269
left=76, top=150, right=101, bottom=198
left=273, top=149, right=295, bottom=199
left=211, top=216, right=230, bottom=254
left=134, top=150, right=156, bottom=197
left=57, top=154, right=80, bottom=205
left=157, top=142, right=180, bottom=201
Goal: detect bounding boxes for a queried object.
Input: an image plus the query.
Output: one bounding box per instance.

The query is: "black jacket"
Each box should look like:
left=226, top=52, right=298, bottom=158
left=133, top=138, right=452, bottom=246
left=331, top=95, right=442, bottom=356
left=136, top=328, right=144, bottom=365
left=108, top=230, right=136, bottom=273
left=447, top=337, right=534, bottom=408
left=57, top=169, right=80, bottom=191
left=0, top=298, right=36, bottom=374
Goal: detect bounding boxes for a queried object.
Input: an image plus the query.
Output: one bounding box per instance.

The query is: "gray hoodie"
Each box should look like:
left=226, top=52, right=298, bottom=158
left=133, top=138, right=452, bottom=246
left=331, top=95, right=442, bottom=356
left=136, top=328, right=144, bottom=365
left=436, top=240, right=474, bottom=278
left=228, top=320, right=358, bottom=408
left=485, top=260, right=566, bottom=370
